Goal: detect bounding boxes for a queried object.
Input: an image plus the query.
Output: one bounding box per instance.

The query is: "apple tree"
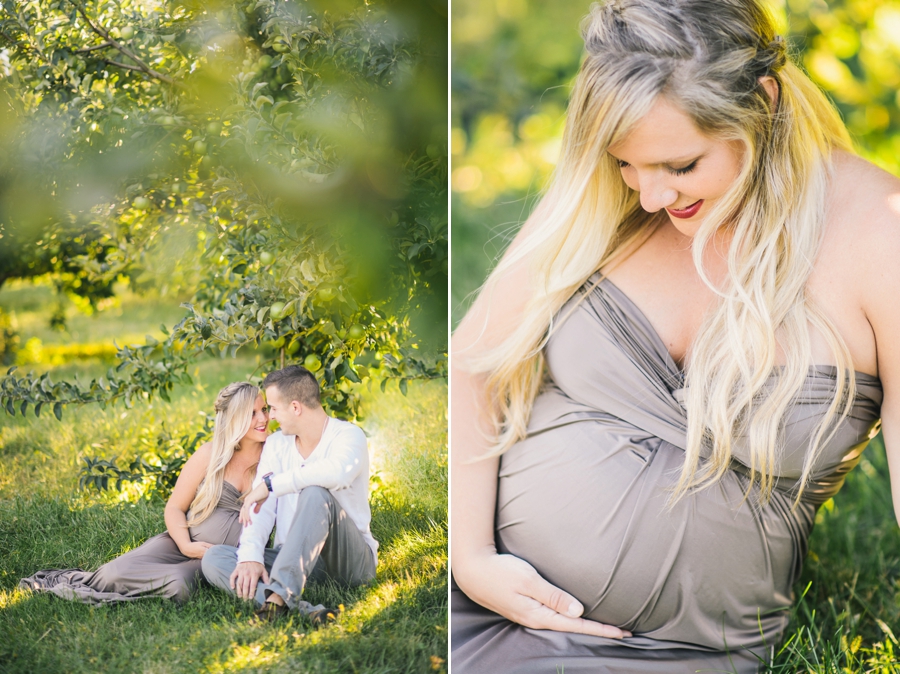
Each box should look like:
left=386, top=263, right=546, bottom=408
left=0, top=0, right=447, bottom=424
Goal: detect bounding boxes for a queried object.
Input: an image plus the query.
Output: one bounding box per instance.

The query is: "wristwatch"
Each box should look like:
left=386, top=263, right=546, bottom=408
left=262, top=472, right=274, bottom=492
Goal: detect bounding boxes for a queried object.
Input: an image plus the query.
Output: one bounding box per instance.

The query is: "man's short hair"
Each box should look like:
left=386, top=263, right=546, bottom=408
left=263, top=365, right=321, bottom=408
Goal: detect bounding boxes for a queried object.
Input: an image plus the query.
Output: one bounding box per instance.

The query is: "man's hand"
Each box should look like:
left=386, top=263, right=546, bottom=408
left=239, top=482, right=270, bottom=526
left=229, top=561, right=269, bottom=600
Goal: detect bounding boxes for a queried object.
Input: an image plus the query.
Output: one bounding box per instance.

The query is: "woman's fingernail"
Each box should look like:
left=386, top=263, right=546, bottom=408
left=567, top=602, right=581, bottom=617
left=623, top=631, right=632, bottom=638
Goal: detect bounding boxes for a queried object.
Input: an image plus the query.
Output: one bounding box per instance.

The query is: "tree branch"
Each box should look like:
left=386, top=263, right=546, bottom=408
left=0, top=25, right=49, bottom=66
left=68, top=0, right=175, bottom=86
left=75, top=41, right=112, bottom=53
left=101, top=59, right=144, bottom=73
left=0, top=28, right=24, bottom=49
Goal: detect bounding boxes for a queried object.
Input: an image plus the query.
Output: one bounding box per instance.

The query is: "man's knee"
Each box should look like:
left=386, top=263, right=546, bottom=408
left=201, top=544, right=237, bottom=588
left=298, top=485, right=331, bottom=506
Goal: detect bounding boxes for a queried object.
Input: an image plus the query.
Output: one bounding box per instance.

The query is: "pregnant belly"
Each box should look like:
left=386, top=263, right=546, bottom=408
left=496, top=418, right=812, bottom=649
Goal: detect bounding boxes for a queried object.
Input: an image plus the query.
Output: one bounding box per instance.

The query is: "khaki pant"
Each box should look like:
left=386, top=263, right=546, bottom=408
left=201, top=486, right=376, bottom=613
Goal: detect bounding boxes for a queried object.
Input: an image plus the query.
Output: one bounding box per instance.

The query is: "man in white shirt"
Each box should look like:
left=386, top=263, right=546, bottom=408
left=201, top=365, right=377, bottom=622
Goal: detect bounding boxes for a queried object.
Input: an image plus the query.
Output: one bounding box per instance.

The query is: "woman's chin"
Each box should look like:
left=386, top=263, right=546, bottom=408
left=242, top=430, right=269, bottom=444
left=666, top=215, right=703, bottom=238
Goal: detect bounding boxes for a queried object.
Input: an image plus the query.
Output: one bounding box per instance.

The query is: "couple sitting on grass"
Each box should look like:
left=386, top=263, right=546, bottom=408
left=20, top=365, right=377, bottom=625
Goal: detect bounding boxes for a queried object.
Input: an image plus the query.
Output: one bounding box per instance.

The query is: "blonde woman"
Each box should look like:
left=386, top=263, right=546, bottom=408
left=21, top=382, right=268, bottom=603
left=451, top=0, right=898, bottom=672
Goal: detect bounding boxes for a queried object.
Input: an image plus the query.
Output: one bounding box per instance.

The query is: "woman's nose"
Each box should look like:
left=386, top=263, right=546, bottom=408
left=636, top=174, right=678, bottom=212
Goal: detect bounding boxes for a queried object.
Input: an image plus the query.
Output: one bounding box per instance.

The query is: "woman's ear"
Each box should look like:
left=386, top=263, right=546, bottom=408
left=758, top=75, right=779, bottom=109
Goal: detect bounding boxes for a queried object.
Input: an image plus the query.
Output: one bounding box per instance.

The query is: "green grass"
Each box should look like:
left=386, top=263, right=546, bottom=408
left=767, top=432, right=900, bottom=672
left=0, top=277, right=187, bottom=348
left=0, top=282, right=448, bottom=674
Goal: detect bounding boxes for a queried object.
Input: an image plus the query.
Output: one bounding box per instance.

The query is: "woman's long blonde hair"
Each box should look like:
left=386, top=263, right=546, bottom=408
left=468, top=0, right=856, bottom=503
left=186, top=382, right=260, bottom=527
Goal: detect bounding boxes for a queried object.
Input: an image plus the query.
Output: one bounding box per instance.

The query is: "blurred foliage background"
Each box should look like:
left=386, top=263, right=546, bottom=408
left=0, top=0, right=447, bottom=424
left=451, top=0, right=900, bottom=325
left=451, top=1, right=900, bottom=670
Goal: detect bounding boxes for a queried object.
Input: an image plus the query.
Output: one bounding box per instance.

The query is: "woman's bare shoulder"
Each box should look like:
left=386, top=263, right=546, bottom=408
left=828, top=151, right=900, bottom=241
left=183, top=441, right=213, bottom=473
left=825, top=152, right=900, bottom=359
left=822, top=152, right=900, bottom=277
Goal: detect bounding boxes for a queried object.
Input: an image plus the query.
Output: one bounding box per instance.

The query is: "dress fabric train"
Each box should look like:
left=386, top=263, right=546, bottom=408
left=451, top=276, right=882, bottom=674
left=20, top=482, right=244, bottom=604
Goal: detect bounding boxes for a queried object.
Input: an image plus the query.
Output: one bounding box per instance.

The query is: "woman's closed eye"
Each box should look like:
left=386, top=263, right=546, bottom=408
left=614, top=158, right=699, bottom=176
left=669, top=160, right=698, bottom=176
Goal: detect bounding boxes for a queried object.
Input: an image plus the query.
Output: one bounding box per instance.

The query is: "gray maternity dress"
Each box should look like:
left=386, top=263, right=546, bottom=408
left=451, top=275, right=883, bottom=673
left=20, top=481, right=243, bottom=604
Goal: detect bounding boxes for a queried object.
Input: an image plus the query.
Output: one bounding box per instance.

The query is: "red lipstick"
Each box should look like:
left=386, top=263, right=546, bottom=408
left=666, top=199, right=703, bottom=219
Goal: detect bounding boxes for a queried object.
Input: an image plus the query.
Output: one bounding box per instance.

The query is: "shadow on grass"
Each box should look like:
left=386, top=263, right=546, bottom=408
left=0, top=485, right=447, bottom=674
left=0, top=428, right=57, bottom=459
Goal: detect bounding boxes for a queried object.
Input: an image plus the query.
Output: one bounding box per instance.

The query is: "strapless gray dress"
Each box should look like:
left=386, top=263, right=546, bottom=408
left=20, top=481, right=243, bottom=604
left=451, top=276, right=883, bottom=673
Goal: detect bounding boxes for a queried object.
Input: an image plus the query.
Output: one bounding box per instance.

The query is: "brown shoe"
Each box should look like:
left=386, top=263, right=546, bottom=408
left=308, top=606, right=340, bottom=627
left=254, top=601, right=290, bottom=623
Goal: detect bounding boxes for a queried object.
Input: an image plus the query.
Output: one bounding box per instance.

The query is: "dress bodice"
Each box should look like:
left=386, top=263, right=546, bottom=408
left=187, top=481, right=243, bottom=547
left=535, top=275, right=883, bottom=505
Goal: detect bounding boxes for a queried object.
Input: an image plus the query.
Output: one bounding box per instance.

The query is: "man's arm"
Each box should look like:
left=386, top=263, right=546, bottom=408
left=236, top=440, right=279, bottom=563
left=231, top=438, right=280, bottom=599
left=268, top=425, right=366, bottom=497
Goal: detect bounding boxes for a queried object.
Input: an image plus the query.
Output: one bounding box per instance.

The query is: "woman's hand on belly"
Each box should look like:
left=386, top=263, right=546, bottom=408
left=180, top=541, right=213, bottom=559
left=456, top=551, right=632, bottom=638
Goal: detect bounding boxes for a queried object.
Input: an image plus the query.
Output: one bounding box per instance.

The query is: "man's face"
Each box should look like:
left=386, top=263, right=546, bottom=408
left=264, top=385, right=300, bottom=435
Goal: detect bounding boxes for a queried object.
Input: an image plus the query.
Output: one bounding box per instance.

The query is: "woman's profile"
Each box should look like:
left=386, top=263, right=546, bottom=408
left=450, top=0, right=899, bottom=672
left=20, top=382, right=269, bottom=604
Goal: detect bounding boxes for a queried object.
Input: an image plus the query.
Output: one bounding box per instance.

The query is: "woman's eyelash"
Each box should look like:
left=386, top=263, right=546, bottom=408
left=614, top=159, right=699, bottom=175
left=670, top=161, right=698, bottom=176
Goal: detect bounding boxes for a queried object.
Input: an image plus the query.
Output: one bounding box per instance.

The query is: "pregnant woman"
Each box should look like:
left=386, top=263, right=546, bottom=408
left=20, top=382, right=268, bottom=604
left=451, top=1, right=899, bottom=672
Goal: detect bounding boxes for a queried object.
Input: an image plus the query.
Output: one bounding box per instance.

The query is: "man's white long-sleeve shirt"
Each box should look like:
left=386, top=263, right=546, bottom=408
left=235, top=417, right=378, bottom=565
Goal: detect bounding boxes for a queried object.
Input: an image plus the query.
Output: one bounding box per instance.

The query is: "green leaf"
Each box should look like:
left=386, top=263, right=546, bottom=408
left=399, top=378, right=408, bottom=396
left=274, top=113, right=291, bottom=130
left=53, top=402, right=63, bottom=421
left=300, top=259, right=316, bottom=281
left=6, top=366, right=16, bottom=375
